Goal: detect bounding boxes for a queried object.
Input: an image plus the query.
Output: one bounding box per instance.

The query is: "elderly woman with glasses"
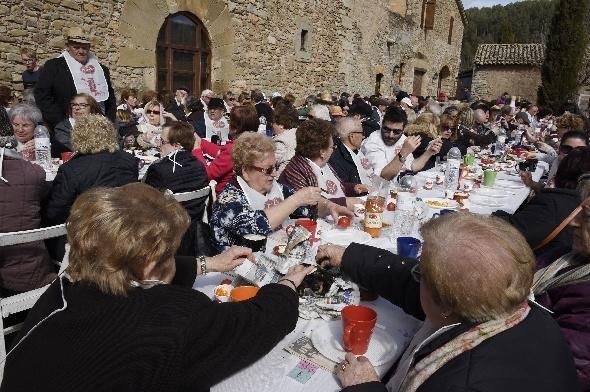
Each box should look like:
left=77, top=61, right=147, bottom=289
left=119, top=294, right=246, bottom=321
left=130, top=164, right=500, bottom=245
left=316, top=213, right=579, bottom=392
left=279, top=118, right=366, bottom=208
left=3, top=183, right=315, bottom=391
left=6, top=103, right=42, bottom=160
left=53, top=93, right=101, bottom=154
left=45, top=114, right=138, bottom=226
left=210, top=133, right=350, bottom=251
left=136, top=100, right=177, bottom=150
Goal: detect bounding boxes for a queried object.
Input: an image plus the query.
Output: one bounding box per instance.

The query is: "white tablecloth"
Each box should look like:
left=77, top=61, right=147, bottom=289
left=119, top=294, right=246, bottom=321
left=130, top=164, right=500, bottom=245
left=193, top=274, right=421, bottom=392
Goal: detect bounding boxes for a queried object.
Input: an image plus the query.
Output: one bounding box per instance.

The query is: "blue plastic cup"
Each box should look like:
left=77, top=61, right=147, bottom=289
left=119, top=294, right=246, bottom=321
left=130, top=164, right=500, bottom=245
left=432, top=209, right=456, bottom=218
left=397, top=237, right=422, bottom=259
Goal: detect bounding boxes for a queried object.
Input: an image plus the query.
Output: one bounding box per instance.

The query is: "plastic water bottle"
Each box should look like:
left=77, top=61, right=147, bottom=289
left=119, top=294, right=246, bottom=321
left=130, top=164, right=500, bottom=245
left=445, top=147, right=462, bottom=192
left=495, top=127, right=507, bottom=154
left=34, top=124, right=51, bottom=169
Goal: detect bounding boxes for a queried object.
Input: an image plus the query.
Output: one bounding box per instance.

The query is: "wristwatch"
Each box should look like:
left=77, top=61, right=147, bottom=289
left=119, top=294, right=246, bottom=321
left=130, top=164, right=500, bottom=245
left=398, top=153, right=407, bottom=164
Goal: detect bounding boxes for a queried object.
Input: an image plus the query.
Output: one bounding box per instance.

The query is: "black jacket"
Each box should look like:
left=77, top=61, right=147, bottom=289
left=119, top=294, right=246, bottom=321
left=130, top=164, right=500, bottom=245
left=329, top=138, right=362, bottom=184
left=34, top=57, right=116, bottom=128
left=362, top=118, right=381, bottom=138
left=44, top=151, right=138, bottom=225
left=255, top=102, right=273, bottom=131
left=493, top=188, right=580, bottom=255
left=414, top=134, right=467, bottom=171
left=340, top=243, right=580, bottom=392
left=2, top=277, right=298, bottom=391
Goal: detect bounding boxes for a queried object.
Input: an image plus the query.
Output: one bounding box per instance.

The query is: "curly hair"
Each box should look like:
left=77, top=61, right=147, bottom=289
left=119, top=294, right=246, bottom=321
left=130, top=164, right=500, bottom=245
left=295, top=118, right=335, bottom=159
left=556, top=113, right=585, bottom=131
left=72, top=114, right=119, bottom=154
left=67, top=183, right=190, bottom=296
left=232, top=132, right=276, bottom=175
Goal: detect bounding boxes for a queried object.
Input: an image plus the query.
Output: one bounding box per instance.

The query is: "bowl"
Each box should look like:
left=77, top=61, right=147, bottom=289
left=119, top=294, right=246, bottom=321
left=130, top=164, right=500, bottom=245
left=214, top=284, right=233, bottom=303
left=230, top=286, right=260, bottom=302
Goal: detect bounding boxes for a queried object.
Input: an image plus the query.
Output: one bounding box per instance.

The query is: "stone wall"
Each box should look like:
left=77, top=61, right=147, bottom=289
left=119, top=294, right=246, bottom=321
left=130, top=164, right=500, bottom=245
left=0, top=0, right=465, bottom=101
left=472, top=65, right=541, bottom=102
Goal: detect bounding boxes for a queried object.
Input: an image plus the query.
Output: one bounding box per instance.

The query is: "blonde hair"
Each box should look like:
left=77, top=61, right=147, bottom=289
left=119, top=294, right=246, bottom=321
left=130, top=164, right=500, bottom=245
left=457, top=107, right=475, bottom=129
left=404, top=122, right=438, bottom=138
left=71, top=114, right=119, bottom=154
left=414, top=112, right=440, bottom=127
left=232, top=133, right=275, bottom=175
left=420, top=213, right=534, bottom=322
left=67, top=183, right=190, bottom=296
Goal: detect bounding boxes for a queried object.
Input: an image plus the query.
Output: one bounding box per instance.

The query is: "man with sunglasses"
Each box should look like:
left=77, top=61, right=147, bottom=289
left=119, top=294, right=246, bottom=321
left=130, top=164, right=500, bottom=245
left=361, top=106, right=442, bottom=181
left=521, top=130, right=588, bottom=191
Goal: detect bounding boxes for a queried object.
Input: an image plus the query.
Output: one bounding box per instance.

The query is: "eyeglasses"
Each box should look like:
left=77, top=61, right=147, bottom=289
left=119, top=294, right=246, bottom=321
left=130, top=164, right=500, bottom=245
left=22, top=59, right=34, bottom=64
left=249, top=164, right=279, bottom=175
left=71, top=103, right=90, bottom=108
left=350, top=131, right=364, bottom=136
left=410, top=263, right=421, bottom=283
left=228, top=98, right=236, bottom=102
left=145, top=110, right=161, bottom=115
left=382, top=125, right=404, bottom=135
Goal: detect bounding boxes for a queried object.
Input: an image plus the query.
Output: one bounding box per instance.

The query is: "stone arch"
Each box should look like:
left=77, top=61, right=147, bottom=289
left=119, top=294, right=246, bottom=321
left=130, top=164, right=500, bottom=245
left=117, top=0, right=234, bottom=91
left=438, top=65, right=453, bottom=96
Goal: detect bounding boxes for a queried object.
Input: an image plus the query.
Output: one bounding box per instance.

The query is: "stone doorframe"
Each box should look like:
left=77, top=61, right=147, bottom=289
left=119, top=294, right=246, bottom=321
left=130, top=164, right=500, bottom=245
left=117, top=0, right=235, bottom=92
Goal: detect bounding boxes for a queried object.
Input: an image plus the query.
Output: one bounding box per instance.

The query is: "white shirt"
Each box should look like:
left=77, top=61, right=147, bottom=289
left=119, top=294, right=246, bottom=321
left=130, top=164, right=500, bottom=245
left=361, top=131, right=414, bottom=178
left=343, top=143, right=374, bottom=185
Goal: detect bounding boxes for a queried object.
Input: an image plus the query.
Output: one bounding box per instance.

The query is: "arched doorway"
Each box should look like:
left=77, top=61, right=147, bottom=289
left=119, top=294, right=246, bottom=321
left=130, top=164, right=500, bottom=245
left=437, top=66, right=452, bottom=96
left=156, top=12, right=211, bottom=94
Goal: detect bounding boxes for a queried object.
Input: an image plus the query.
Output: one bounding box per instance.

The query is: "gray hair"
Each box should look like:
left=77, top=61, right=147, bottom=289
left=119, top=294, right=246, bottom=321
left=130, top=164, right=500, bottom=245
left=21, top=88, right=36, bottom=105
left=309, top=104, right=330, bottom=121
left=336, top=117, right=361, bottom=139
left=474, top=109, right=487, bottom=122
left=8, top=103, right=42, bottom=125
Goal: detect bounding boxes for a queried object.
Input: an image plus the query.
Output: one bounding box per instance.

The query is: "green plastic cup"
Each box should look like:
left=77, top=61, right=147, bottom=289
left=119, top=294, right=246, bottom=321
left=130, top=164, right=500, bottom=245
left=483, top=169, right=497, bottom=187
left=464, top=154, right=475, bottom=166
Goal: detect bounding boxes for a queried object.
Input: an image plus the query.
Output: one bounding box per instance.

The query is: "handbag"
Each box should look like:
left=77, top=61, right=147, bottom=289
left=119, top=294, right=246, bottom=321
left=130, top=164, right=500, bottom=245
left=533, top=200, right=585, bottom=251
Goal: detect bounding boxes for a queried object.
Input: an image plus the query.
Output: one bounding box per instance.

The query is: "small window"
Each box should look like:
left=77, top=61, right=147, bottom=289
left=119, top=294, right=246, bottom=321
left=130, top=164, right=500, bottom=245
left=421, top=0, right=436, bottom=30
left=448, top=17, right=454, bottom=44
left=300, top=30, right=309, bottom=52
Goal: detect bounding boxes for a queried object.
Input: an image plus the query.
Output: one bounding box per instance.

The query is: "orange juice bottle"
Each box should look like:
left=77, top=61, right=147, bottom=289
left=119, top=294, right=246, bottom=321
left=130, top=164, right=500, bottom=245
left=363, top=195, right=385, bottom=238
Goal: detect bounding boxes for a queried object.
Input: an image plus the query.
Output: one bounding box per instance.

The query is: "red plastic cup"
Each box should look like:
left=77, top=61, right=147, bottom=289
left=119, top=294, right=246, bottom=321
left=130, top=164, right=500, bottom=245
left=61, top=152, right=74, bottom=162
left=341, top=305, right=377, bottom=355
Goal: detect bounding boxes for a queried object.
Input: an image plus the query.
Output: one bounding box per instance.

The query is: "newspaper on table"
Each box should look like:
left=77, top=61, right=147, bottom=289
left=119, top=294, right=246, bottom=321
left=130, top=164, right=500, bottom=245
left=284, top=335, right=338, bottom=373
left=233, top=222, right=359, bottom=319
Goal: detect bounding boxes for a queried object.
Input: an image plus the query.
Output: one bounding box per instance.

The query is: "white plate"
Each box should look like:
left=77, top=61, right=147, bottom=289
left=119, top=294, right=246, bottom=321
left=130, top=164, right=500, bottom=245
left=422, top=198, right=459, bottom=209
left=471, top=188, right=509, bottom=198
left=469, top=195, right=503, bottom=207
left=321, top=229, right=372, bottom=246
left=311, top=322, right=398, bottom=366
left=493, top=179, right=524, bottom=189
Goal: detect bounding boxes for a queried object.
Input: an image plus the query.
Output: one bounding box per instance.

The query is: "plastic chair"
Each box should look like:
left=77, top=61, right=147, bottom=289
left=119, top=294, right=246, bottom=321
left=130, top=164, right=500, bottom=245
left=0, top=225, right=68, bottom=380
left=172, top=186, right=212, bottom=223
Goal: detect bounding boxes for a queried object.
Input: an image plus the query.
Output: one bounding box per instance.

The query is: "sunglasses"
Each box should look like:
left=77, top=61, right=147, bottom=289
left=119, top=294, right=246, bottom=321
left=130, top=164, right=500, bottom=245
left=382, top=125, right=404, bottom=135
left=146, top=110, right=161, bottom=115
left=249, top=163, right=280, bottom=175
left=559, top=145, right=585, bottom=154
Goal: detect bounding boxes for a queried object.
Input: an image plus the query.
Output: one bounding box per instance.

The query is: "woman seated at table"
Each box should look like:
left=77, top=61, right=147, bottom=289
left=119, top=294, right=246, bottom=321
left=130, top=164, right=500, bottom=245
left=44, top=114, right=138, bottom=225
left=317, top=213, right=579, bottom=392
left=279, top=118, right=366, bottom=208
left=532, top=173, right=590, bottom=389
left=7, top=102, right=42, bottom=160
left=456, top=107, right=496, bottom=147
left=143, top=121, right=211, bottom=256
left=193, top=105, right=258, bottom=195
left=136, top=100, right=177, bottom=150
left=211, top=133, right=351, bottom=251
left=53, top=93, right=101, bottom=155
left=3, top=183, right=313, bottom=391
left=272, top=101, right=299, bottom=175
left=493, top=147, right=590, bottom=255
left=0, top=147, right=55, bottom=295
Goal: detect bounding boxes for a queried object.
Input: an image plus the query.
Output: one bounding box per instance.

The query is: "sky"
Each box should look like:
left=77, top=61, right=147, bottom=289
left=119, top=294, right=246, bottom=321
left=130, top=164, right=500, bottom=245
left=463, top=0, right=527, bottom=9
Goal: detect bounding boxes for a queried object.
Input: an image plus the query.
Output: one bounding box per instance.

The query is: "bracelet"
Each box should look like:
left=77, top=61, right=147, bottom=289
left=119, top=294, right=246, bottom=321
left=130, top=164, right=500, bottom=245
left=198, top=255, right=207, bottom=276
left=278, top=278, right=297, bottom=290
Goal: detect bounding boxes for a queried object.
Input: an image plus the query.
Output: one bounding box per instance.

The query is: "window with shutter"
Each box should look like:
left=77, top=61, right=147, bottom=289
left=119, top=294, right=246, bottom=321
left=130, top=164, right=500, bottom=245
left=423, top=0, right=436, bottom=30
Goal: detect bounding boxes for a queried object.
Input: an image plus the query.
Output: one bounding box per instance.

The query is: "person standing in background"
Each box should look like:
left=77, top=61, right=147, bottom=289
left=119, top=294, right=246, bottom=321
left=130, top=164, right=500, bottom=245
left=20, top=48, right=42, bottom=90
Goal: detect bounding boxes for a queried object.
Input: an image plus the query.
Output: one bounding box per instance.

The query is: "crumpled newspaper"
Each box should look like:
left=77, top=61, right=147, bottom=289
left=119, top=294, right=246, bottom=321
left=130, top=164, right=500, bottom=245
left=298, top=278, right=360, bottom=320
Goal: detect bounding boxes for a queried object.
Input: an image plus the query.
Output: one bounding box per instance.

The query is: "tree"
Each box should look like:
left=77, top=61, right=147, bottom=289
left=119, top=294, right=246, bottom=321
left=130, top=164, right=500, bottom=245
left=538, top=0, right=588, bottom=112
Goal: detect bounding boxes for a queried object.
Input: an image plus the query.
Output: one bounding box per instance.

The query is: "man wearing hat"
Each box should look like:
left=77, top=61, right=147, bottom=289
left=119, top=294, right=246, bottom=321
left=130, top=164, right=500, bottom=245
left=35, top=27, right=116, bottom=128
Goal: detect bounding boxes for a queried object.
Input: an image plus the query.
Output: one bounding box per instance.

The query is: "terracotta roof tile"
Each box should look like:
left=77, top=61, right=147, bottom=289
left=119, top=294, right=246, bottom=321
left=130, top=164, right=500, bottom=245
left=474, top=44, right=545, bottom=66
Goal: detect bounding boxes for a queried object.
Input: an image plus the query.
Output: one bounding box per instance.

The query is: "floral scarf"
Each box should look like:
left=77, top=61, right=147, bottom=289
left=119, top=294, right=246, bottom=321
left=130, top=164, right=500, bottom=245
left=399, top=303, right=530, bottom=392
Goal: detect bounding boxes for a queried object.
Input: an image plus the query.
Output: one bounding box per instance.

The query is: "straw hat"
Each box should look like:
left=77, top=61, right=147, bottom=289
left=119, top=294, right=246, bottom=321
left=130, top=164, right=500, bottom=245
left=66, top=26, right=91, bottom=44
left=317, top=91, right=333, bottom=105
left=329, top=105, right=345, bottom=117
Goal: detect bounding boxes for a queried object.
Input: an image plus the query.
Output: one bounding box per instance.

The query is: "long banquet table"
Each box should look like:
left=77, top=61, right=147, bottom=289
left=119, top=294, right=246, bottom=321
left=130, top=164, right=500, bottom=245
left=191, top=161, right=547, bottom=392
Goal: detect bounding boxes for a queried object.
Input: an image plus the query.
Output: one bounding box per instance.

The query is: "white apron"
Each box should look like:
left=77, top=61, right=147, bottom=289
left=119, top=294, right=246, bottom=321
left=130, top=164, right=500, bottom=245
left=344, top=144, right=374, bottom=185
left=205, top=114, right=230, bottom=142
left=306, top=159, right=346, bottom=199
left=61, top=51, right=109, bottom=102
left=237, top=176, right=285, bottom=210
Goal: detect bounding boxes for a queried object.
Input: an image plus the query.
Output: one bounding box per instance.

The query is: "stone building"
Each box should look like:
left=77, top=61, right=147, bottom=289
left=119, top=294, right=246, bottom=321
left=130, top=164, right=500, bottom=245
left=0, top=0, right=465, bottom=100
left=471, top=43, right=545, bottom=102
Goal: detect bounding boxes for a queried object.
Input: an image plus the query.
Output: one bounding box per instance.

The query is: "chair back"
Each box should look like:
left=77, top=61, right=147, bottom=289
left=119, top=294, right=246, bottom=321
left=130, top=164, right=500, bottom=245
left=0, top=224, right=68, bottom=381
left=172, top=186, right=212, bottom=223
